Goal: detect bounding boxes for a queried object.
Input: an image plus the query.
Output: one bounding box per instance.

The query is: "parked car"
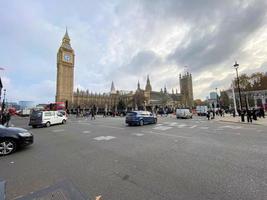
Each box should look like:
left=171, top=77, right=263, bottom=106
left=176, top=109, right=193, bottom=119
left=0, top=125, right=34, bottom=156
left=29, top=110, right=67, bottom=128
left=125, top=111, right=157, bottom=126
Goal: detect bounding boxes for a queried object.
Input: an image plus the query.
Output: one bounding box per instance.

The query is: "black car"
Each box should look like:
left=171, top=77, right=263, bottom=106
left=0, top=125, right=33, bottom=156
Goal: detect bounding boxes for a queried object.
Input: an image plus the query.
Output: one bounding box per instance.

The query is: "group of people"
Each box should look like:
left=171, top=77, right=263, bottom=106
left=0, top=110, right=11, bottom=126
left=206, top=109, right=225, bottom=120
left=236, top=107, right=265, bottom=123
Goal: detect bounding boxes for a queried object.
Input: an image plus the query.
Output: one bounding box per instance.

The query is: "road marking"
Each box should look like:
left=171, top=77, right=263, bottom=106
left=189, top=125, right=197, bottom=129
left=141, top=130, right=191, bottom=139
left=220, top=125, right=242, bottom=129
left=52, top=129, right=65, bottom=133
left=82, top=130, right=91, bottom=134
left=132, top=133, right=144, bottom=136
left=156, top=123, right=163, bottom=126
left=166, top=122, right=178, bottom=126
left=153, top=126, right=172, bottom=131
left=98, top=125, right=125, bottom=130
left=199, top=127, right=209, bottom=129
left=94, top=136, right=116, bottom=141
left=154, top=132, right=191, bottom=139
left=176, top=124, right=187, bottom=128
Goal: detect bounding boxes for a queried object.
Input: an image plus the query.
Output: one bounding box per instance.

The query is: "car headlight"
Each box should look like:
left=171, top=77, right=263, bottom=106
left=18, top=132, right=32, bottom=137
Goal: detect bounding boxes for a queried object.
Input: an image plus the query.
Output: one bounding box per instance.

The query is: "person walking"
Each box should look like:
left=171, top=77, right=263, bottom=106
left=1, top=111, right=7, bottom=125
left=91, top=108, right=95, bottom=120
left=207, top=110, right=211, bottom=120
left=5, top=112, right=11, bottom=127
left=247, top=109, right=252, bottom=123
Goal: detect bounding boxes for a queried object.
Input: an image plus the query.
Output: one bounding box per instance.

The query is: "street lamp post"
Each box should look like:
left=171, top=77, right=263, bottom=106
left=233, top=61, right=245, bottom=122
left=1, top=89, right=6, bottom=110
left=215, top=88, right=218, bottom=109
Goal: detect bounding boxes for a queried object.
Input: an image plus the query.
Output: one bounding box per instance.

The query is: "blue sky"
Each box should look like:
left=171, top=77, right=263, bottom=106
left=1, top=0, right=267, bottom=103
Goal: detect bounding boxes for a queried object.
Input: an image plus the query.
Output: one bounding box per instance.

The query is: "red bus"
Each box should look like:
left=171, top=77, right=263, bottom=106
left=45, top=102, right=65, bottom=111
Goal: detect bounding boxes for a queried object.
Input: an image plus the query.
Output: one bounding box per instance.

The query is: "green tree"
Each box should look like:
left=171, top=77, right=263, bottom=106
left=220, top=91, right=230, bottom=108
left=117, top=99, right=126, bottom=111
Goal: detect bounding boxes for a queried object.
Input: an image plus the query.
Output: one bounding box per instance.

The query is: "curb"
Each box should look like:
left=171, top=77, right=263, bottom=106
left=217, top=120, right=265, bottom=126
left=0, top=180, right=5, bottom=200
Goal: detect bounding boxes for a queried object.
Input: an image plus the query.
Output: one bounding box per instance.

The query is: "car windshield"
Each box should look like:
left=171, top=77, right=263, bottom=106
left=30, top=111, right=42, bottom=118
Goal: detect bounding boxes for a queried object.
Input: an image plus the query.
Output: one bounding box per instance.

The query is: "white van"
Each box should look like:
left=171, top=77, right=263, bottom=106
left=176, top=109, right=193, bottom=119
left=29, top=110, right=67, bottom=128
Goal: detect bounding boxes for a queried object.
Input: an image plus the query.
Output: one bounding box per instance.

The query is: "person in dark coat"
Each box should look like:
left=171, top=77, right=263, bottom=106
left=1, top=112, right=6, bottom=125
left=207, top=110, right=210, bottom=120
left=252, top=108, right=257, bottom=121
left=5, top=112, right=11, bottom=127
left=247, top=109, right=252, bottom=123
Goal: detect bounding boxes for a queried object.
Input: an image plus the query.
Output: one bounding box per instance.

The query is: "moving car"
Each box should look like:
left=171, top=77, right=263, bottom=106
left=176, top=108, right=193, bottom=119
left=29, top=110, right=67, bottom=128
left=0, top=125, right=33, bottom=156
left=126, top=111, right=157, bottom=126
left=196, top=106, right=208, bottom=116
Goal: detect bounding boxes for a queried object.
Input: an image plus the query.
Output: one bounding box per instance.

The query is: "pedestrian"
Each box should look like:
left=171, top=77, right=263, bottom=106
left=207, top=110, right=210, bottom=120
left=91, top=108, right=96, bottom=120
left=1, top=112, right=6, bottom=125
left=247, top=109, right=252, bottom=123
left=211, top=110, right=215, bottom=119
left=5, top=112, right=11, bottom=127
left=252, top=108, right=257, bottom=121
left=233, top=110, right=236, bottom=117
left=260, top=107, right=265, bottom=118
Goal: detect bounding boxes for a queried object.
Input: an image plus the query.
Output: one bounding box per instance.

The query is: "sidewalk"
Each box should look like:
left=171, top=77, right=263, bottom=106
left=214, top=114, right=267, bottom=126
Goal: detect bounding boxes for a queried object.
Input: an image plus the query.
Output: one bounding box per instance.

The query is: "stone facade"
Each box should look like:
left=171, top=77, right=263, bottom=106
left=55, top=31, right=194, bottom=111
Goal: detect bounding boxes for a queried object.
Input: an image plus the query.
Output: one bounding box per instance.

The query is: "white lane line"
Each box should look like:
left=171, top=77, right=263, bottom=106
left=51, top=129, right=65, bottom=133
left=199, top=127, right=209, bottom=129
left=189, top=125, right=197, bottom=129
left=176, top=124, right=187, bottom=128
left=220, top=125, right=242, bottom=129
left=132, top=133, right=144, bottom=136
left=94, top=136, right=116, bottom=141
left=141, top=130, right=191, bottom=139
left=153, top=126, right=172, bottom=131
left=156, top=123, right=163, bottom=126
left=154, top=132, right=191, bottom=139
left=82, top=130, right=91, bottom=134
left=98, top=125, right=125, bottom=130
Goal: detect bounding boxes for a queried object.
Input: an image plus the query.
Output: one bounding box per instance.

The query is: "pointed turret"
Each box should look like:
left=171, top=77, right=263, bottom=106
left=145, top=75, right=152, bottom=92
left=60, top=27, right=73, bottom=50
left=137, top=80, right=141, bottom=90
left=110, top=81, right=116, bottom=94
left=64, top=27, right=70, bottom=40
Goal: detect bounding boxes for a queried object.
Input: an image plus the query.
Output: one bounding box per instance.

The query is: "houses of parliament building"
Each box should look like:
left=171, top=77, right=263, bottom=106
left=56, top=30, right=194, bottom=111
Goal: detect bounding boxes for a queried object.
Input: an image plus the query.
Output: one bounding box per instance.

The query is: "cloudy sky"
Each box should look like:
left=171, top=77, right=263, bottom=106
left=1, top=0, right=267, bottom=103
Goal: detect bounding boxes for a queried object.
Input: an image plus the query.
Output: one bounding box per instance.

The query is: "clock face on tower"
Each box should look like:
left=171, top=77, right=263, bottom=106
left=63, top=53, right=71, bottom=62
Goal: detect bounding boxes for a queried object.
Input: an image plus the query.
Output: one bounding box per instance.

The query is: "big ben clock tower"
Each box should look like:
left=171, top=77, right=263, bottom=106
left=55, top=29, right=75, bottom=107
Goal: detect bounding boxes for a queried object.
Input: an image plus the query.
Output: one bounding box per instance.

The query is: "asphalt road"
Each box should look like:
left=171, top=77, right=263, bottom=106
left=0, top=115, right=267, bottom=200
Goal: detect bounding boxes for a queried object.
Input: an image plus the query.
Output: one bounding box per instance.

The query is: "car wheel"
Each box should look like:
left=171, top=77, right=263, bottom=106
left=154, top=118, right=157, bottom=124
left=139, top=120, right=144, bottom=126
left=46, top=121, right=51, bottom=127
left=32, top=125, right=37, bottom=128
left=0, top=139, right=17, bottom=156
left=62, top=119, right=66, bottom=124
